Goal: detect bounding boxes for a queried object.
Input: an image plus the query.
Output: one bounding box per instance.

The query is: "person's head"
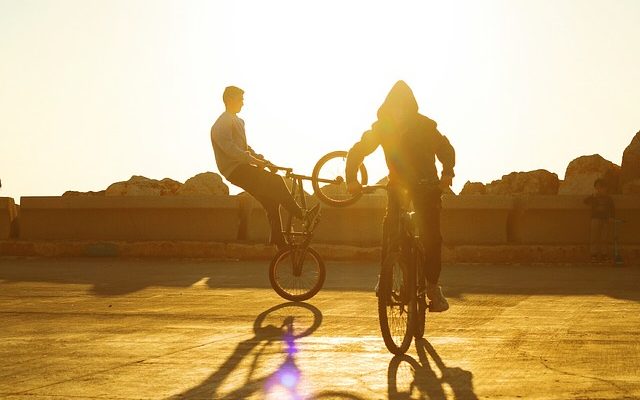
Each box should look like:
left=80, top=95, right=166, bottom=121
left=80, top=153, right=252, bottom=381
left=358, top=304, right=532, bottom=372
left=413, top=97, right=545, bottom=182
left=594, top=178, right=608, bottom=195
left=223, top=86, right=244, bottom=114
left=377, top=80, right=419, bottom=126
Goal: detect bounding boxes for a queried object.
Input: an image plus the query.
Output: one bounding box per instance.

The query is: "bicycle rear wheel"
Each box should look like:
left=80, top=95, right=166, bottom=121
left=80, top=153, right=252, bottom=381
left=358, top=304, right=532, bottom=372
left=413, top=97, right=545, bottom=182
left=312, top=150, right=368, bottom=207
left=378, top=253, right=415, bottom=355
left=269, top=246, right=326, bottom=301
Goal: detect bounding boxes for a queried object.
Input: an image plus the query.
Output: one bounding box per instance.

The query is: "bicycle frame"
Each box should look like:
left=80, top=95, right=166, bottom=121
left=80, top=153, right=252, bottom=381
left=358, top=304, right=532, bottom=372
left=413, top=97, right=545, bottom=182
left=271, top=168, right=318, bottom=249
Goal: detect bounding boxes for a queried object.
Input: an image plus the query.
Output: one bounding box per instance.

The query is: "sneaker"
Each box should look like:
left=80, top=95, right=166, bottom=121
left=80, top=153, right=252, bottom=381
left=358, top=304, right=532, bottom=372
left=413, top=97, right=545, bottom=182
left=303, top=204, right=321, bottom=231
left=427, top=283, right=449, bottom=312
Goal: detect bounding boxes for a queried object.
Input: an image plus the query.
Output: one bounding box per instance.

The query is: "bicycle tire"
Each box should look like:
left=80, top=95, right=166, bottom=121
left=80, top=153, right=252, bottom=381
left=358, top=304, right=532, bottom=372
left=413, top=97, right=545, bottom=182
left=269, top=246, right=326, bottom=301
left=311, top=150, right=368, bottom=207
left=377, top=253, right=415, bottom=355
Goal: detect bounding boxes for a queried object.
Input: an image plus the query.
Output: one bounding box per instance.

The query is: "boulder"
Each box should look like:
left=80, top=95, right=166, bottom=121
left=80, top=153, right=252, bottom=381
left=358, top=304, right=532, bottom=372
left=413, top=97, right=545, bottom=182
left=176, top=172, right=229, bottom=196
left=460, top=181, right=486, bottom=195
left=105, top=176, right=182, bottom=196
left=621, top=130, right=640, bottom=192
left=559, top=154, right=621, bottom=194
left=486, top=170, right=559, bottom=195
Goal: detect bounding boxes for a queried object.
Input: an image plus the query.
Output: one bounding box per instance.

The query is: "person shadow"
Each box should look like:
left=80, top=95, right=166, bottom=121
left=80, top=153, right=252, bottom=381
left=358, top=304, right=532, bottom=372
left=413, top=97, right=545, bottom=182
left=388, top=338, right=478, bottom=400
left=167, top=301, right=322, bottom=399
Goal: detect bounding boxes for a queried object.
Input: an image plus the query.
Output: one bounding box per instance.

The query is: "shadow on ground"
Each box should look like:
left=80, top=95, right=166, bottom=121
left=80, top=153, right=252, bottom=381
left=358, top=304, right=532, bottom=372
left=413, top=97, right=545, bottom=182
left=387, top=339, right=478, bottom=400
left=0, top=257, right=638, bottom=302
left=167, top=301, right=322, bottom=399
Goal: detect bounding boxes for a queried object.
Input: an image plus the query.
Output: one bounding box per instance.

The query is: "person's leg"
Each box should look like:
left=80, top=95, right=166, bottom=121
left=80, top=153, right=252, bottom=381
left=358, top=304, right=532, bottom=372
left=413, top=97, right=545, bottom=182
left=229, top=165, right=303, bottom=219
left=412, top=186, right=448, bottom=312
left=228, top=165, right=298, bottom=248
left=252, top=193, right=286, bottom=248
left=590, top=218, right=603, bottom=260
left=382, top=184, right=403, bottom=264
left=414, top=198, right=442, bottom=285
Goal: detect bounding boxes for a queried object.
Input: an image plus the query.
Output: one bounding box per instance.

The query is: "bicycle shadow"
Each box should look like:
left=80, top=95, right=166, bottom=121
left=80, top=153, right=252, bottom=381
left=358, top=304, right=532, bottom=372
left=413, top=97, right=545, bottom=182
left=167, top=301, right=322, bottom=399
left=388, top=338, right=478, bottom=400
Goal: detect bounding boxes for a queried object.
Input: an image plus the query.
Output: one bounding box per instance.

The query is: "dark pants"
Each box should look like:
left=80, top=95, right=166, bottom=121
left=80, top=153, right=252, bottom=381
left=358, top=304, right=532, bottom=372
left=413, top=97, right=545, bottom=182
left=383, top=184, right=443, bottom=284
left=228, top=164, right=302, bottom=246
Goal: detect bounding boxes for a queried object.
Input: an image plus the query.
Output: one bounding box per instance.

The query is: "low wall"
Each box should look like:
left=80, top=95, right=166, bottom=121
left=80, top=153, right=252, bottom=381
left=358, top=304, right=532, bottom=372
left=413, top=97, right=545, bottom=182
left=3, top=194, right=639, bottom=252
left=19, top=196, right=240, bottom=242
left=0, top=198, right=17, bottom=240
left=510, top=195, right=640, bottom=244
left=442, top=195, right=513, bottom=244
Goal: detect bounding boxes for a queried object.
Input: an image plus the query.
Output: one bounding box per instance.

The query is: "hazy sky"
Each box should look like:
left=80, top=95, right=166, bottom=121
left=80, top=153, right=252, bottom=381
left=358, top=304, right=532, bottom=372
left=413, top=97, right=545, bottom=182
left=1, top=0, right=639, bottom=201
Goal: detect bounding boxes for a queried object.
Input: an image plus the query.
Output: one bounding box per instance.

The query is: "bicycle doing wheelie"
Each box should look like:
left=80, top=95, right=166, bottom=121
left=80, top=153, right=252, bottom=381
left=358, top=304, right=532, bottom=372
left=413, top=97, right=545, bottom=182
left=310, top=150, right=431, bottom=355
left=265, top=152, right=369, bottom=302
left=265, top=165, right=325, bottom=302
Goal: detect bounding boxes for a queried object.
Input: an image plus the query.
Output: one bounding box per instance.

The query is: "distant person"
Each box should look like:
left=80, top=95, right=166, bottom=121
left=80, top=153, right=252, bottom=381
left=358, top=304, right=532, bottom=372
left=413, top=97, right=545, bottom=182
left=210, top=86, right=318, bottom=250
left=345, top=80, right=455, bottom=312
left=584, top=178, right=615, bottom=262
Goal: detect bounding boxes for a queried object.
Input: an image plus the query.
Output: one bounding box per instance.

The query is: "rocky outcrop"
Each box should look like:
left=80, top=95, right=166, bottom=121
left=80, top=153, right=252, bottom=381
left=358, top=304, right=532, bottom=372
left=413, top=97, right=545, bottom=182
left=105, top=176, right=182, bottom=196
left=559, top=154, right=620, bottom=194
left=486, top=170, right=559, bottom=195
left=460, top=181, right=486, bottom=195
left=176, top=172, right=229, bottom=196
left=621, top=131, right=640, bottom=194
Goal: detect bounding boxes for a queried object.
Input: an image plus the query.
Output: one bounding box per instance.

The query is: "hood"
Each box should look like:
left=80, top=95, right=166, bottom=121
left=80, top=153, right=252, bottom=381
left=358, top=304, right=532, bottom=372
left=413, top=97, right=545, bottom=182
left=377, top=80, right=419, bottom=120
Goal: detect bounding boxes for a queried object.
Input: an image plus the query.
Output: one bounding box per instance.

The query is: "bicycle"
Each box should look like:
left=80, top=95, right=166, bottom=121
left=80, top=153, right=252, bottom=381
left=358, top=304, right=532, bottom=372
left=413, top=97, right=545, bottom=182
left=266, top=165, right=325, bottom=301
left=266, top=152, right=369, bottom=301
left=311, top=150, right=429, bottom=355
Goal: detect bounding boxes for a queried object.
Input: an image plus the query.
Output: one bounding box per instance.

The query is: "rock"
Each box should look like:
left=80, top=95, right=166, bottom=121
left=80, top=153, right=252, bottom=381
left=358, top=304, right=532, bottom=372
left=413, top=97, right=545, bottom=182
left=177, top=172, right=229, bottom=196
left=105, top=176, right=182, bottom=196
left=559, top=154, right=621, bottom=194
left=486, top=170, right=559, bottom=195
left=62, top=190, right=106, bottom=197
left=622, top=178, right=640, bottom=195
left=621, top=130, right=640, bottom=190
left=460, top=181, right=486, bottom=195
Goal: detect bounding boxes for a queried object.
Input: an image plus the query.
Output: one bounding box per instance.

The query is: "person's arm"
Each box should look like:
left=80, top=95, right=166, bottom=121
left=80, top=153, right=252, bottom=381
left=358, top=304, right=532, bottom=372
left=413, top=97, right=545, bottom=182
left=346, top=124, right=382, bottom=186
left=213, top=119, right=265, bottom=167
left=434, top=129, right=455, bottom=188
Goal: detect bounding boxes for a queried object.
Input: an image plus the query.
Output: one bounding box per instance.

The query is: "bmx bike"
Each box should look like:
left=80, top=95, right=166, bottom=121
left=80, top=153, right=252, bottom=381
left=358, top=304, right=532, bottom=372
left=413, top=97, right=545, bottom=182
left=310, top=150, right=431, bottom=355
left=266, top=151, right=369, bottom=302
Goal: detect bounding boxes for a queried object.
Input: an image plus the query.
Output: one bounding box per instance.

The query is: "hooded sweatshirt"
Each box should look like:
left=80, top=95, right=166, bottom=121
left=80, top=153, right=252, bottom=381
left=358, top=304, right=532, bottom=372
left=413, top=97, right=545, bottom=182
left=346, top=81, right=455, bottom=188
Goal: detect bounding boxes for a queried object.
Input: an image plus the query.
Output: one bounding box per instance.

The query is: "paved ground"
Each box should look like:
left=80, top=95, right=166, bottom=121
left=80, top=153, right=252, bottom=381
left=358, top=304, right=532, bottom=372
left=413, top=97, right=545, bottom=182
left=0, top=257, right=638, bottom=400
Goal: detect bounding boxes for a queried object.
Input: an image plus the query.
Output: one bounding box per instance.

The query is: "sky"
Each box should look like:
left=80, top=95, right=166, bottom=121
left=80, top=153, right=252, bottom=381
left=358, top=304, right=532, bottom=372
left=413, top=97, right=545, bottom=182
left=1, top=0, right=639, bottom=201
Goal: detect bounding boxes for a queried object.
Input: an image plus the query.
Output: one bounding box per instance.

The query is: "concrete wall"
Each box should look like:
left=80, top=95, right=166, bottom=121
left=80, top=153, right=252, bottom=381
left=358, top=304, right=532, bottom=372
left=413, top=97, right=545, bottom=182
left=19, top=196, right=240, bottom=241
left=442, top=195, right=513, bottom=245
left=510, top=195, right=640, bottom=244
left=0, top=198, right=17, bottom=239
left=8, top=194, right=640, bottom=246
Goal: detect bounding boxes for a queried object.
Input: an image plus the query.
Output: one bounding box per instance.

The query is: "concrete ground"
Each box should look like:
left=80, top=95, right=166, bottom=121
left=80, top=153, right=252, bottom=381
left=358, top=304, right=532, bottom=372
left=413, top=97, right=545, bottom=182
left=0, top=257, right=638, bottom=400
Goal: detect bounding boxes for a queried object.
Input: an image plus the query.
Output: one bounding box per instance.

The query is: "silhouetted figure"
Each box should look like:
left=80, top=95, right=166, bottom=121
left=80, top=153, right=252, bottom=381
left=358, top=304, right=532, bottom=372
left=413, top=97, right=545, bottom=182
left=211, top=86, right=314, bottom=249
left=345, top=80, right=455, bottom=312
left=584, top=178, right=615, bottom=262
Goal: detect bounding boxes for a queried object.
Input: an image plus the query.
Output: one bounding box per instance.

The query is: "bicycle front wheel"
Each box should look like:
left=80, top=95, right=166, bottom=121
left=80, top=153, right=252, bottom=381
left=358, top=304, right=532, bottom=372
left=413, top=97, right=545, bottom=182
left=269, top=246, right=326, bottom=301
left=378, top=253, right=415, bottom=355
left=312, top=150, right=368, bottom=207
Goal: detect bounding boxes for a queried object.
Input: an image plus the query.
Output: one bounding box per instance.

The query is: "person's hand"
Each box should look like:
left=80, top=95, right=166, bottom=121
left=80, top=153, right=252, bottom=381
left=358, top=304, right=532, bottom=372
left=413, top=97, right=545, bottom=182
left=439, top=174, right=453, bottom=191
left=347, top=181, right=362, bottom=194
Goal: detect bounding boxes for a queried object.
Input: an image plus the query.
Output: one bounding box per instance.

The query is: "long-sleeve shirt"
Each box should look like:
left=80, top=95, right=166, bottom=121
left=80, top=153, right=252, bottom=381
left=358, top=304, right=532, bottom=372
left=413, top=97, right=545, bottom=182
left=346, top=114, right=455, bottom=188
left=210, top=111, right=263, bottom=179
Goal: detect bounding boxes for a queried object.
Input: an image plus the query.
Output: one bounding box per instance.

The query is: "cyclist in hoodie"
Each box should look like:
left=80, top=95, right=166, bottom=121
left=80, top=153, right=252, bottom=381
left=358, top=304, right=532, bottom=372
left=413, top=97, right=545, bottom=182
left=345, top=80, right=455, bottom=312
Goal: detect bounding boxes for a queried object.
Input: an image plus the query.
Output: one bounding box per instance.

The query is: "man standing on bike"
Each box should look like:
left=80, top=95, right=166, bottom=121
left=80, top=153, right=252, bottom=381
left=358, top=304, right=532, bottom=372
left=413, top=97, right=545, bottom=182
left=346, top=80, right=455, bottom=312
left=211, top=86, right=318, bottom=250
